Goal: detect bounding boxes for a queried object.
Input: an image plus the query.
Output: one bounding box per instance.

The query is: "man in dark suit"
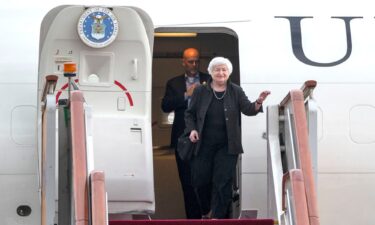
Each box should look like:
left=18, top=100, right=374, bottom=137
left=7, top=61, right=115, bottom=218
left=161, top=48, right=210, bottom=219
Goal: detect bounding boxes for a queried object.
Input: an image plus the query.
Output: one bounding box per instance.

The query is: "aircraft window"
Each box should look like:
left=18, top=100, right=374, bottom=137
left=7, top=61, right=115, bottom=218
left=11, top=106, right=36, bottom=146
left=349, top=105, right=375, bottom=144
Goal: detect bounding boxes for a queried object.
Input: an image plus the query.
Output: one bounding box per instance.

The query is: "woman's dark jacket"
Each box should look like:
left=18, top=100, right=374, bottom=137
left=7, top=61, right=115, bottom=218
left=184, top=79, right=262, bottom=155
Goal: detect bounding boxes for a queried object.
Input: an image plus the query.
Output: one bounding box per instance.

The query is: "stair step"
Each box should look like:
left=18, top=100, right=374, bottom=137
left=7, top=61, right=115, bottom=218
left=109, top=219, right=274, bottom=225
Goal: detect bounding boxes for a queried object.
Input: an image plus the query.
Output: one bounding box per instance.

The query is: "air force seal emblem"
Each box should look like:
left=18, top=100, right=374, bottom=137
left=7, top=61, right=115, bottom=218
left=78, top=7, right=119, bottom=48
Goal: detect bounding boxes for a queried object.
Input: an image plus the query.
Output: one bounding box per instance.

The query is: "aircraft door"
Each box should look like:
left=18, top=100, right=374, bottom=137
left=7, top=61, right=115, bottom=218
left=38, top=5, right=155, bottom=218
left=152, top=28, right=241, bottom=219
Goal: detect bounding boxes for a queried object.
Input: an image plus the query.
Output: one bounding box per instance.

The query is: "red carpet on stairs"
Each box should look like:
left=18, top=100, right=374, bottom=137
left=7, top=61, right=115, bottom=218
left=109, top=219, right=274, bottom=225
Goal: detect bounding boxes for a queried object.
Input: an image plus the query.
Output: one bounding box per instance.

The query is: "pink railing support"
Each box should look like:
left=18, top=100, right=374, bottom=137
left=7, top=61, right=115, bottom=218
left=282, top=170, right=310, bottom=225
left=279, top=81, right=320, bottom=225
left=90, top=171, right=107, bottom=225
left=289, top=90, right=319, bottom=225
left=71, top=91, right=89, bottom=225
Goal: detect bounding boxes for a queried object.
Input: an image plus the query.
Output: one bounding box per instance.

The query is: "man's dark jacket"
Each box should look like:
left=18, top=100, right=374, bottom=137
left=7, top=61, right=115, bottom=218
left=185, top=79, right=263, bottom=155
left=161, top=73, right=210, bottom=148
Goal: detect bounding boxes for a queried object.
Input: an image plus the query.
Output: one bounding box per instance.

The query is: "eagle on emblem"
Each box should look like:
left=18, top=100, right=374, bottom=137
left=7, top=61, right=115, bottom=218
left=90, top=14, right=108, bottom=40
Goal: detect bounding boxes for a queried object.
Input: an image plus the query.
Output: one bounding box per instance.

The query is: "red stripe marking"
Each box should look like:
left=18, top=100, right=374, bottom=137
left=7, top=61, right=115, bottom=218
left=55, top=79, right=134, bottom=107
left=56, top=83, right=68, bottom=103
left=55, top=79, right=78, bottom=103
left=114, top=80, right=134, bottom=106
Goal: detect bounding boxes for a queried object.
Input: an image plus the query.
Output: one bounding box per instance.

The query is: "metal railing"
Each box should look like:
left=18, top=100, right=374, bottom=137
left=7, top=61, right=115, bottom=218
left=267, top=80, right=319, bottom=225
left=41, top=75, right=58, bottom=225
left=40, top=74, right=107, bottom=225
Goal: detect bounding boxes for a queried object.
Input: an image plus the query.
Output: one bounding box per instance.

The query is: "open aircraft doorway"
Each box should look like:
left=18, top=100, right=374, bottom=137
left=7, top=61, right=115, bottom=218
left=151, top=27, right=240, bottom=219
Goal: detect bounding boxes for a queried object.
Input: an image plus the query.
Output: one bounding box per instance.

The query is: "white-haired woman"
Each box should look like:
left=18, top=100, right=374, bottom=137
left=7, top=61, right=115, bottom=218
left=184, top=56, right=270, bottom=219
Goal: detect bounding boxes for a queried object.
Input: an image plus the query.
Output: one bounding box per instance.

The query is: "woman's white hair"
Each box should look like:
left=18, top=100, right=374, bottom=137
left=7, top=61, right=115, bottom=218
left=207, top=57, right=233, bottom=76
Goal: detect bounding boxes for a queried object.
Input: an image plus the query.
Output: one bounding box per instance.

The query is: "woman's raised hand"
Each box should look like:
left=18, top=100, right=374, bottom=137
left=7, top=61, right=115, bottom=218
left=257, top=90, right=271, bottom=104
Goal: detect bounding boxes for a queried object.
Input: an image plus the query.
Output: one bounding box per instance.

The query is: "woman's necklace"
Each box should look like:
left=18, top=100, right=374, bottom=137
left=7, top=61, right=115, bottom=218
left=213, top=88, right=227, bottom=100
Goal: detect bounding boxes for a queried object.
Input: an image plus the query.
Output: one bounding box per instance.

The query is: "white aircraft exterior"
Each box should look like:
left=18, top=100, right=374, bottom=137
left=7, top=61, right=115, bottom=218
left=1, top=1, right=375, bottom=225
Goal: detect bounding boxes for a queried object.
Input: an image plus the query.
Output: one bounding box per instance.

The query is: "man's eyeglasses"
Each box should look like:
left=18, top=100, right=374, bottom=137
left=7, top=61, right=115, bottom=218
left=187, top=60, right=200, bottom=64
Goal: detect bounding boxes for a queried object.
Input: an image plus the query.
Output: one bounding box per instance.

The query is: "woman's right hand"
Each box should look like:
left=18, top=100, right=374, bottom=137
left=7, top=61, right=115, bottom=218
left=189, top=130, right=199, bottom=143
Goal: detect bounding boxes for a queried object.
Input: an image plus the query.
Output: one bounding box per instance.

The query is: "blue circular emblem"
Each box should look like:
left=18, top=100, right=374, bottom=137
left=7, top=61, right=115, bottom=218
left=78, top=7, right=119, bottom=48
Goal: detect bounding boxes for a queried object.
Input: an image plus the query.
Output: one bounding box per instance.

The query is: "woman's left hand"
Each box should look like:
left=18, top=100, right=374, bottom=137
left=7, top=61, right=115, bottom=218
left=189, top=130, right=199, bottom=143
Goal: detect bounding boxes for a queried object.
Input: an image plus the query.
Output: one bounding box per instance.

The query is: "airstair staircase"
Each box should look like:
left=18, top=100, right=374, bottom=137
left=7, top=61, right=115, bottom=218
left=40, top=74, right=318, bottom=225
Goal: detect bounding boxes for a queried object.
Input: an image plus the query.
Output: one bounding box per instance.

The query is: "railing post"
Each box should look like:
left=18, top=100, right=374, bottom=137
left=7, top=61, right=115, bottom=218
left=41, top=75, right=58, bottom=225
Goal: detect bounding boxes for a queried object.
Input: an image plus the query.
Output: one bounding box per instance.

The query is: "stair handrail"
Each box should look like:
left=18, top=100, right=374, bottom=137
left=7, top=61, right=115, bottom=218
left=41, top=75, right=58, bottom=104
left=70, top=91, right=89, bottom=225
left=90, top=171, right=108, bottom=225
left=280, top=80, right=317, bottom=107
left=280, top=81, right=320, bottom=225
left=70, top=91, right=108, bottom=225
left=41, top=75, right=58, bottom=225
left=282, top=169, right=310, bottom=225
